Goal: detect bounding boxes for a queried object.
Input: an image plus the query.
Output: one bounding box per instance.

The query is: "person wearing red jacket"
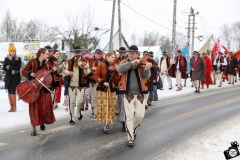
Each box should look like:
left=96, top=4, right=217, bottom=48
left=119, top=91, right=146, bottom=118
left=201, top=52, right=213, bottom=89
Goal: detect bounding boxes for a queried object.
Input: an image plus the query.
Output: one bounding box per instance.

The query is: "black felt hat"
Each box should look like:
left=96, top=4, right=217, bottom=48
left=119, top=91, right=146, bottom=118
left=193, top=51, right=200, bottom=55
left=71, top=46, right=82, bottom=52
left=143, top=51, right=149, bottom=55
left=148, top=51, right=153, bottom=55
left=162, top=51, right=167, bottom=55
left=116, top=47, right=127, bottom=53
left=94, top=49, right=103, bottom=53
left=218, top=52, right=223, bottom=55
left=45, top=45, right=53, bottom=51
left=128, top=45, right=140, bottom=53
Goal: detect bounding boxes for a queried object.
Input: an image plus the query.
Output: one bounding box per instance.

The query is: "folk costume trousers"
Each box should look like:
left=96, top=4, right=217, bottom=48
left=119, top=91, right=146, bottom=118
left=90, top=82, right=98, bottom=115
left=175, top=70, right=182, bottom=88
left=161, top=71, right=172, bottom=88
left=228, top=74, right=235, bottom=83
left=193, top=80, right=200, bottom=90
left=211, top=70, right=216, bottom=83
left=144, top=92, right=149, bottom=106
left=124, top=94, right=145, bottom=141
left=68, top=86, right=84, bottom=121
left=215, top=71, right=222, bottom=86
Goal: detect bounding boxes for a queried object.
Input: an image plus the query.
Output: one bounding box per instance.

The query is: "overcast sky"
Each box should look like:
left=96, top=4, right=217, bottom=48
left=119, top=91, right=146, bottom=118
left=0, top=0, right=239, bottom=49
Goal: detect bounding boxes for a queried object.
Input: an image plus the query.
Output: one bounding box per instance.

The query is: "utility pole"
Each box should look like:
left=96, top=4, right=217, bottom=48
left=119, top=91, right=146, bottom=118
left=187, top=15, right=190, bottom=40
left=109, top=0, right=116, bottom=51
left=190, top=7, right=198, bottom=55
left=171, top=0, right=177, bottom=58
left=118, top=0, right=122, bottom=47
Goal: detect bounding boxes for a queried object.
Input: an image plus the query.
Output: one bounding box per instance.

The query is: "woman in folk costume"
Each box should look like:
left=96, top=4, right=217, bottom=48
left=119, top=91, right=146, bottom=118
left=94, top=51, right=121, bottom=134
left=3, top=43, right=21, bottom=112
left=52, top=50, right=64, bottom=109
left=22, top=48, right=57, bottom=136
left=201, top=52, right=213, bottom=89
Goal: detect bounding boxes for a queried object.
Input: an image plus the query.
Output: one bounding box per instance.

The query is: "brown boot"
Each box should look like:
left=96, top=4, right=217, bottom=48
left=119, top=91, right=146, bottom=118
left=201, top=84, right=204, bottom=89
left=11, top=94, right=17, bottom=112
left=207, top=84, right=209, bottom=88
left=8, top=94, right=13, bottom=112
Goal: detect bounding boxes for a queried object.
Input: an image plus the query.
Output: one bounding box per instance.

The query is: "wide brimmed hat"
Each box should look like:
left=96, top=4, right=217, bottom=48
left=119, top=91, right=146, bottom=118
left=143, top=51, right=149, bottom=55
left=71, top=46, right=82, bottom=52
left=162, top=51, right=167, bottom=55
left=148, top=51, right=153, bottom=56
left=94, top=49, right=103, bottom=53
left=218, top=52, right=223, bottom=55
left=45, top=45, right=53, bottom=51
left=128, top=45, right=141, bottom=53
left=193, top=51, right=200, bottom=55
left=116, top=47, right=127, bottom=53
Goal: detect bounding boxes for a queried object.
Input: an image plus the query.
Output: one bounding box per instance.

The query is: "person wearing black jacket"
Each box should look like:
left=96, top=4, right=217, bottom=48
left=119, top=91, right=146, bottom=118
left=226, top=52, right=238, bottom=84
left=3, top=43, right=21, bottom=112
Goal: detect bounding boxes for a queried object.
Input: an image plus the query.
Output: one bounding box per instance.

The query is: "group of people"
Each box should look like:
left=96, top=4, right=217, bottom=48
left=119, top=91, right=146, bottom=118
left=159, top=50, right=240, bottom=93
left=3, top=43, right=240, bottom=147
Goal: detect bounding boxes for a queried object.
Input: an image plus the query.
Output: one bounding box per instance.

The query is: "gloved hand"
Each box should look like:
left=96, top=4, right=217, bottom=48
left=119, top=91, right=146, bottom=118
left=6, top=65, right=10, bottom=70
left=12, top=70, right=15, bottom=75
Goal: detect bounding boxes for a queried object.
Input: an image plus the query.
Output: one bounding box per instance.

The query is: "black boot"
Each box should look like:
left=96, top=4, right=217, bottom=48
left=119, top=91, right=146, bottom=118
left=103, top=125, right=110, bottom=134
left=31, top=130, right=37, bottom=136
left=122, top=122, right=126, bottom=132
left=70, top=120, right=75, bottom=125
left=40, top=124, right=45, bottom=131
left=78, top=114, right=83, bottom=121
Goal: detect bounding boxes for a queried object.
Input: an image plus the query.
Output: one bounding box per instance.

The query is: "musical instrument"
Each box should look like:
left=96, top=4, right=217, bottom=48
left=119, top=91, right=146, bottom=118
left=16, top=59, right=65, bottom=103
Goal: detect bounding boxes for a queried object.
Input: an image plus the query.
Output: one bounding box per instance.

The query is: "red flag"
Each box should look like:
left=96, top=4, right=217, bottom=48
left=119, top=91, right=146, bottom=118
left=211, top=43, right=218, bottom=56
left=221, top=45, right=230, bottom=57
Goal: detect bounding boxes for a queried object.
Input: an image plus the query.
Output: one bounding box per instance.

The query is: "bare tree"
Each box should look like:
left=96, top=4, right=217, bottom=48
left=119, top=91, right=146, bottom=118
left=55, top=5, right=97, bottom=53
left=129, top=33, right=137, bottom=45
left=221, top=24, right=232, bottom=43
left=231, top=21, right=240, bottom=50
left=0, top=9, right=17, bottom=41
left=138, top=31, right=160, bottom=46
left=175, top=32, right=187, bottom=50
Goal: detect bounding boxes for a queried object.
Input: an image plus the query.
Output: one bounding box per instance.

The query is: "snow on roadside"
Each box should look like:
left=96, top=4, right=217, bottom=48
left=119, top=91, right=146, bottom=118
left=156, top=114, right=240, bottom=160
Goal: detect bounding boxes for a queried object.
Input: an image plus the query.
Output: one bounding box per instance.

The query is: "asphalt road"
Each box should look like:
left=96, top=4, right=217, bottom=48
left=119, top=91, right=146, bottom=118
left=0, top=86, right=240, bottom=160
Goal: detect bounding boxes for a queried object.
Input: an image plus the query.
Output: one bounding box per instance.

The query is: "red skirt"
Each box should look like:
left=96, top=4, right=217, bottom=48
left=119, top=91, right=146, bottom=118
left=29, top=89, right=56, bottom=126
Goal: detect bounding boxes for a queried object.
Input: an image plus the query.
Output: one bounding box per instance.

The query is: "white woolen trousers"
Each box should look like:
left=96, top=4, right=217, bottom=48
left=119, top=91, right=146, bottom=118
left=124, top=95, right=145, bottom=141
left=161, top=72, right=172, bottom=88
left=68, top=87, right=84, bottom=121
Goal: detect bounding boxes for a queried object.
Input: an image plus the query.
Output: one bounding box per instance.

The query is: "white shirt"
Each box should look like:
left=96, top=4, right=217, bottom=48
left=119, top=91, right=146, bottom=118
left=213, top=57, right=227, bottom=67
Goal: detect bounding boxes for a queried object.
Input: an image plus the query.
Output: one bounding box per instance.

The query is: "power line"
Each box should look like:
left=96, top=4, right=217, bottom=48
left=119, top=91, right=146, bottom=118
left=121, top=1, right=187, bottom=37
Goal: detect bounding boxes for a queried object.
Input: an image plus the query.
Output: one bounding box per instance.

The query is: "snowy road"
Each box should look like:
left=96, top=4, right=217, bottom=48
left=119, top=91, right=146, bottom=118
left=0, top=82, right=239, bottom=160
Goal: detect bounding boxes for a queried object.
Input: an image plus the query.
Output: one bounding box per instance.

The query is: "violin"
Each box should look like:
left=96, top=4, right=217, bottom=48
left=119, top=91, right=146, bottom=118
left=16, top=59, right=65, bottom=103
left=132, top=58, right=147, bottom=69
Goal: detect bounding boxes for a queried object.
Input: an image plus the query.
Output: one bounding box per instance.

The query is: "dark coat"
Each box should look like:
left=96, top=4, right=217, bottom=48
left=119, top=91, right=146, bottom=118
left=172, top=55, right=187, bottom=79
left=147, top=58, right=158, bottom=91
left=225, top=57, right=238, bottom=76
left=3, top=55, right=21, bottom=89
left=190, top=57, right=206, bottom=81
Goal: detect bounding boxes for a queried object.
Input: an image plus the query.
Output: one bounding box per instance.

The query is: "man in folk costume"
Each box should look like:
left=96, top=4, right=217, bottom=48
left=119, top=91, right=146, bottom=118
left=225, top=52, right=238, bottom=84
left=63, top=46, right=90, bottom=125
left=172, top=50, right=187, bottom=91
left=159, top=51, right=173, bottom=90
left=201, top=52, right=213, bottom=89
left=87, top=49, right=105, bottom=119
left=190, top=51, right=206, bottom=93
left=116, top=47, right=127, bottom=132
left=145, top=51, right=158, bottom=108
left=117, top=45, right=151, bottom=147
left=213, top=52, right=227, bottom=87
left=211, top=54, right=217, bottom=85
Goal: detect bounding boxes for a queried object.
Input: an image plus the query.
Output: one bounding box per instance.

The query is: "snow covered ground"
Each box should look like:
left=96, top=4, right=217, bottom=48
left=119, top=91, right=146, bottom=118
left=0, top=79, right=240, bottom=160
